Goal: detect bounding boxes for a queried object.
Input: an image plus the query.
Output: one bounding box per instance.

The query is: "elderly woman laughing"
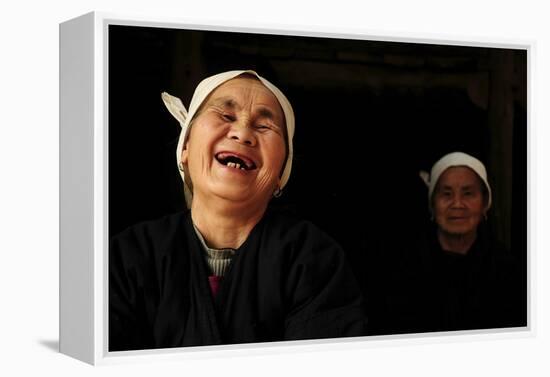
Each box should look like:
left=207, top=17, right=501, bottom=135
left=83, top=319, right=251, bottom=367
left=109, top=70, right=367, bottom=351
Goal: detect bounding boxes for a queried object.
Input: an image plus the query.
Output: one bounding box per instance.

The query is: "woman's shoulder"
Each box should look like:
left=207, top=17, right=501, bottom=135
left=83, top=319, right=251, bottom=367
left=262, top=208, right=344, bottom=255
left=110, top=211, right=192, bottom=262
left=109, top=211, right=195, bottom=278
left=264, top=208, right=331, bottom=236
left=112, top=211, right=190, bottom=240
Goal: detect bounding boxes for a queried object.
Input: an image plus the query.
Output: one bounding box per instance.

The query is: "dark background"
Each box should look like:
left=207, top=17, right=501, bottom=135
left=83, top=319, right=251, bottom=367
left=108, top=25, right=527, bottom=311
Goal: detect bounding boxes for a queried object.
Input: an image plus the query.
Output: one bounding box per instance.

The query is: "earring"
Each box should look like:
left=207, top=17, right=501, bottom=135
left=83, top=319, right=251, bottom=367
left=178, top=161, right=185, bottom=172
left=273, top=187, right=283, bottom=198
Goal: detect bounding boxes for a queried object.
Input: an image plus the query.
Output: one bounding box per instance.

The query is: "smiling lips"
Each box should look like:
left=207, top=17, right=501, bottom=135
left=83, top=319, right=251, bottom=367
left=215, top=151, right=257, bottom=171
left=448, top=216, right=468, bottom=221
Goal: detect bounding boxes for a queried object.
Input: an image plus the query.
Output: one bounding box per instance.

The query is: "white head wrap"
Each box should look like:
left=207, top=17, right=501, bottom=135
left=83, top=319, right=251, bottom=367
left=161, top=70, right=295, bottom=207
left=419, top=151, right=492, bottom=211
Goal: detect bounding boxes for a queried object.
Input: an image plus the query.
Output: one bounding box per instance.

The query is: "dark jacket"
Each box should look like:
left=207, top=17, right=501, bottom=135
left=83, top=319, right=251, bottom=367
left=109, top=209, right=367, bottom=351
left=364, top=223, right=526, bottom=335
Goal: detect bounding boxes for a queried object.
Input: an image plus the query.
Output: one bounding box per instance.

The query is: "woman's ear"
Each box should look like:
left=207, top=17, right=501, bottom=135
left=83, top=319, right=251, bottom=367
left=181, top=131, right=195, bottom=162
left=180, top=141, right=190, bottom=164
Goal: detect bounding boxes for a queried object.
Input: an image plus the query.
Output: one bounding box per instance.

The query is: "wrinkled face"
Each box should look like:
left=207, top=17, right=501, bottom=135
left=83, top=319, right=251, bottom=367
left=433, top=166, right=487, bottom=239
left=181, top=76, right=287, bottom=209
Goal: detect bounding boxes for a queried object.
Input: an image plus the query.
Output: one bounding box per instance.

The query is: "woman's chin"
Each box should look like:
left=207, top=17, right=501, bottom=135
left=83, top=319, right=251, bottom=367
left=204, top=185, right=263, bottom=205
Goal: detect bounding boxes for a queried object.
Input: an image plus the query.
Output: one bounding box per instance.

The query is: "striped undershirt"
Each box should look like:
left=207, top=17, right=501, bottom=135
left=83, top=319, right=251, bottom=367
left=192, top=224, right=235, bottom=277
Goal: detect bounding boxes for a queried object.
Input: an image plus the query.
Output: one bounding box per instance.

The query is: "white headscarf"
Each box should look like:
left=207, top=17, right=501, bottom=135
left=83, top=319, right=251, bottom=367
left=161, top=70, right=295, bottom=207
left=419, top=151, right=492, bottom=211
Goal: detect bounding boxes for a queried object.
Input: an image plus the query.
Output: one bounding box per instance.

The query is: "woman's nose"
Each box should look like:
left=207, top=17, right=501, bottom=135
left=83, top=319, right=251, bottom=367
left=227, top=118, right=257, bottom=146
left=451, top=195, right=466, bottom=208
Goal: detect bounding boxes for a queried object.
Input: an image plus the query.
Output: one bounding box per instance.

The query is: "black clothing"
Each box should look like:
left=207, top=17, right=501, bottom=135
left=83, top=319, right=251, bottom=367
left=109, top=209, right=367, bottom=351
left=364, top=224, right=526, bottom=335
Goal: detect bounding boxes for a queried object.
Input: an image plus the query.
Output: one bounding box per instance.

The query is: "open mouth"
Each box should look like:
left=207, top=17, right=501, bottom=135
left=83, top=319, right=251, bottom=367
left=215, top=152, right=257, bottom=171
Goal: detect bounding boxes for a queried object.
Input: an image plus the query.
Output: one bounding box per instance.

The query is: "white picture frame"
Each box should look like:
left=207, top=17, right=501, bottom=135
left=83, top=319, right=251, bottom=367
left=60, top=11, right=531, bottom=365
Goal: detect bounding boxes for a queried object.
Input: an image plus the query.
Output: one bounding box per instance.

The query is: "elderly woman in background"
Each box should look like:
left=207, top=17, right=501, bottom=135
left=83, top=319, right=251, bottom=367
left=423, top=152, right=493, bottom=256
left=369, top=151, right=525, bottom=335
left=413, top=152, right=525, bottom=332
left=109, top=70, right=367, bottom=351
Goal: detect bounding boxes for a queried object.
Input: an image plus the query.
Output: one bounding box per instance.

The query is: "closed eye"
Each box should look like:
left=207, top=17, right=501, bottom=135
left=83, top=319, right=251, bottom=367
left=222, top=113, right=236, bottom=122
left=441, top=191, right=452, bottom=198
left=256, top=122, right=283, bottom=134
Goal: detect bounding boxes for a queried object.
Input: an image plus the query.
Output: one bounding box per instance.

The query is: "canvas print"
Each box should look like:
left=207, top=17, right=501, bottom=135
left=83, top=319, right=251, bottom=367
left=108, top=24, right=527, bottom=352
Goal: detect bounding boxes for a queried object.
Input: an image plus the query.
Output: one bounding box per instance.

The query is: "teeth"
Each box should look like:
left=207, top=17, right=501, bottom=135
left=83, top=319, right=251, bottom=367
left=221, top=157, right=250, bottom=170
left=225, top=161, right=245, bottom=170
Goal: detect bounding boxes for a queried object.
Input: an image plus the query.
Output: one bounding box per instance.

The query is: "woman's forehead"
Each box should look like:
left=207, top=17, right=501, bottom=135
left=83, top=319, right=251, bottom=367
left=438, top=166, right=483, bottom=186
left=210, top=77, right=279, bottom=104
left=205, top=77, right=285, bottom=120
